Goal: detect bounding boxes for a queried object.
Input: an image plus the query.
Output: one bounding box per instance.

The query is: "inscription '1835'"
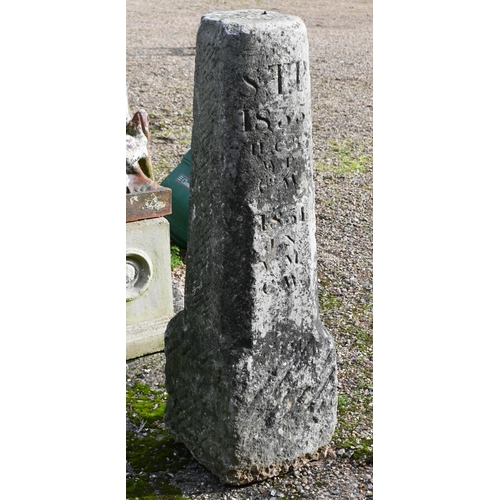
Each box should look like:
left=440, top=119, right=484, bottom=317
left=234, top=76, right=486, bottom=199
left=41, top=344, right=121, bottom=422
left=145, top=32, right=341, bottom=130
left=239, top=107, right=306, bottom=132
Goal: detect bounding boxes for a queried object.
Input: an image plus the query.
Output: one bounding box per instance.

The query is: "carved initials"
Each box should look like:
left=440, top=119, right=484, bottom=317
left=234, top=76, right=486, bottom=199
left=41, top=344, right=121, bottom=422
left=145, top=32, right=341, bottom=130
left=240, top=60, right=306, bottom=98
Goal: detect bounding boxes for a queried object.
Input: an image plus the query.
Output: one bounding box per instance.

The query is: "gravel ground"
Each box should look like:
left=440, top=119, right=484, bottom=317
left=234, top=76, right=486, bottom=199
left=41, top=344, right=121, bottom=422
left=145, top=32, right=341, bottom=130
left=127, top=0, right=372, bottom=498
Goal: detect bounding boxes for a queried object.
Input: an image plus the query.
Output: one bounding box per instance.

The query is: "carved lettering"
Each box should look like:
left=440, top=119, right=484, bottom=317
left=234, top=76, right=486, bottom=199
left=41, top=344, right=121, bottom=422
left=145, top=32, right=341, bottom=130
left=269, top=61, right=307, bottom=95
left=238, top=63, right=307, bottom=106
left=257, top=205, right=305, bottom=232
left=241, top=75, right=258, bottom=96
left=277, top=64, right=283, bottom=94
left=239, top=106, right=307, bottom=133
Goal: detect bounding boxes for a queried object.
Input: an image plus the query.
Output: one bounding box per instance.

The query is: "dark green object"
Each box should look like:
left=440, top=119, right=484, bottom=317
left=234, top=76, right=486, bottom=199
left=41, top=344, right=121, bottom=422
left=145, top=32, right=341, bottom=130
left=161, top=149, right=191, bottom=248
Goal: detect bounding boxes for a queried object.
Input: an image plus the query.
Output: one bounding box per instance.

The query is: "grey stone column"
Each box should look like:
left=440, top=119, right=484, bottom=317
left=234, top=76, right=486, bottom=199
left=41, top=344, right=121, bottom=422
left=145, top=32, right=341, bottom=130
left=164, top=10, right=337, bottom=485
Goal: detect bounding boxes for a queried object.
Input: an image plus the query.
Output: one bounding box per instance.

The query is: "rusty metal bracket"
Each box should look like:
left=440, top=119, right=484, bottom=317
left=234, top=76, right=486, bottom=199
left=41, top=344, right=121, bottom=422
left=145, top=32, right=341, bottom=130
left=126, top=187, right=172, bottom=222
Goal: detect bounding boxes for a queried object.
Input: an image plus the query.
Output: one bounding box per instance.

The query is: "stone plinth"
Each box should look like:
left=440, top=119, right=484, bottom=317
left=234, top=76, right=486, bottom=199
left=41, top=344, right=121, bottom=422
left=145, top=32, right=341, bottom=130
left=164, top=10, right=337, bottom=484
left=127, top=217, right=174, bottom=359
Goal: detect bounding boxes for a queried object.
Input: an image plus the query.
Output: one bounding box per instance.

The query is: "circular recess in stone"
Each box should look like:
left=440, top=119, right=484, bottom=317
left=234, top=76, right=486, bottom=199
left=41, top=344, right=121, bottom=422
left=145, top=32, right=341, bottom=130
left=126, top=249, right=153, bottom=301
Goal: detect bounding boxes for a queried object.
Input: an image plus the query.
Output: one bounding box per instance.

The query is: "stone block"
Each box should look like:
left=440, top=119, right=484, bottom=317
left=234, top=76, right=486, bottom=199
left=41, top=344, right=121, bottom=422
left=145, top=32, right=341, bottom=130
left=127, top=217, right=174, bottom=359
left=164, top=9, right=337, bottom=485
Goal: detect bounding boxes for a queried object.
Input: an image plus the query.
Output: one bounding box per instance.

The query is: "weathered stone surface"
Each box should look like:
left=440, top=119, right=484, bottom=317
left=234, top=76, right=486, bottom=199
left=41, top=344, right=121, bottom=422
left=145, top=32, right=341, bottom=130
left=164, top=10, right=337, bottom=485
left=127, top=217, right=174, bottom=359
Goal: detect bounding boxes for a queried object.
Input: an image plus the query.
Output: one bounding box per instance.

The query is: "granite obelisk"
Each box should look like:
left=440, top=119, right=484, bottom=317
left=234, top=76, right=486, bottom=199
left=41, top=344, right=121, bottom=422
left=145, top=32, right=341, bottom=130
left=164, top=10, right=337, bottom=485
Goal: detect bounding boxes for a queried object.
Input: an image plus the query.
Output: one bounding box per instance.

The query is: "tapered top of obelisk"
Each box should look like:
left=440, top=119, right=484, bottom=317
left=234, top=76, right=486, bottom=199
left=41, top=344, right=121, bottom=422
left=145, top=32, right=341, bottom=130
left=201, top=9, right=305, bottom=34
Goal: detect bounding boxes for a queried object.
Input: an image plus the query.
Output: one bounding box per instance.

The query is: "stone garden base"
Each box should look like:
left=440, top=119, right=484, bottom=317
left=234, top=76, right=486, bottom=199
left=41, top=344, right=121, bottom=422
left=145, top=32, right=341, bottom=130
left=126, top=217, right=174, bottom=359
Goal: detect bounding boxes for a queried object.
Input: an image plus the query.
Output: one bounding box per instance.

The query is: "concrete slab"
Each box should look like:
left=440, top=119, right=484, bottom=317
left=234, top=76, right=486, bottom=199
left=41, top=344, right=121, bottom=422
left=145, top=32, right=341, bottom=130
left=126, top=217, right=174, bottom=359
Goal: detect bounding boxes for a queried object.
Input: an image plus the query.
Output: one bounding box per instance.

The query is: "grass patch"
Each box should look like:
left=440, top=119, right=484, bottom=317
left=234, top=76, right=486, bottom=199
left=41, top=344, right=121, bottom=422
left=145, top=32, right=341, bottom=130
left=318, top=291, right=341, bottom=315
left=334, top=365, right=373, bottom=461
left=170, top=245, right=183, bottom=269
left=126, top=382, right=191, bottom=499
left=316, top=140, right=371, bottom=175
left=333, top=360, right=373, bottom=462
left=319, top=282, right=373, bottom=462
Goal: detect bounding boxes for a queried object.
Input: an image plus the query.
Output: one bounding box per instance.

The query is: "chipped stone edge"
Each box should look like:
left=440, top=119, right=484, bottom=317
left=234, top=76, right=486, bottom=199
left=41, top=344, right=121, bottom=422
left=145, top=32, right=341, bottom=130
left=219, top=444, right=331, bottom=486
